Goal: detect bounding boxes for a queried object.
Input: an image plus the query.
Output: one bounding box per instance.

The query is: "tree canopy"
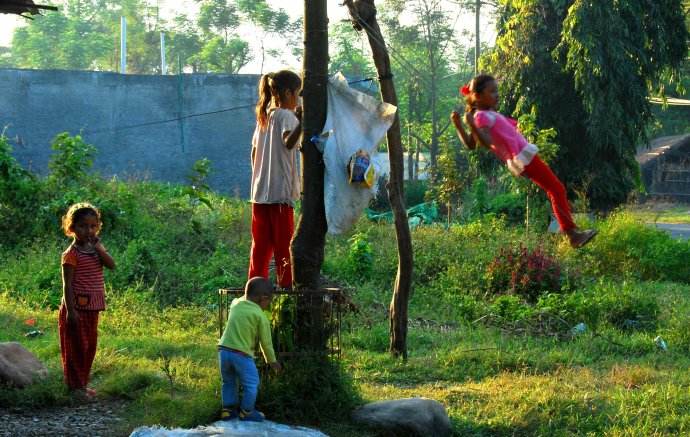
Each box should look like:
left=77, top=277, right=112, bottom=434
left=4, top=0, right=298, bottom=74
left=489, top=0, right=689, bottom=209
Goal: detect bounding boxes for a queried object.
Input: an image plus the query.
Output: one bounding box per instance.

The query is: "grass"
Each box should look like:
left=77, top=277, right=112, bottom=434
left=2, top=148, right=690, bottom=435
left=2, top=278, right=689, bottom=436
left=626, top=203, right=690, bottom=224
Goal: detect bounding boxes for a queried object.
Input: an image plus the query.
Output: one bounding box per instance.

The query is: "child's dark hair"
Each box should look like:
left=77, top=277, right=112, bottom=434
left=62, top=202, right=101, bottom=238
left=255, top=70, right=302, bottom=129
left=245, top=277, right=274, bottom=301
left=464, top=74, right=496, bottom=113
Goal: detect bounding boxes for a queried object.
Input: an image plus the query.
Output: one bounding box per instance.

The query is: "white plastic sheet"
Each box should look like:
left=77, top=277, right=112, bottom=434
left=323, top=73, right=397, bottom=234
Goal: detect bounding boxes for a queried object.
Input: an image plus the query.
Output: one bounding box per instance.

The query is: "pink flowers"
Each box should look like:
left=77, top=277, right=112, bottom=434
left=460, top=84, right=471, bottom=96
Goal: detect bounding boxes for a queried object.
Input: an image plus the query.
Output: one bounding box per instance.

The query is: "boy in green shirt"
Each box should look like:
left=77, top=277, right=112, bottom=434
left=218, top=277, right=281, bottom=421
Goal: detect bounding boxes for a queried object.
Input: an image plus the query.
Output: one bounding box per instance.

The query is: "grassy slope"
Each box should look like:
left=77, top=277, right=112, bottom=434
left=2, top=280, right=689, bottom=435
left=2, top=186, right=690, bottom=435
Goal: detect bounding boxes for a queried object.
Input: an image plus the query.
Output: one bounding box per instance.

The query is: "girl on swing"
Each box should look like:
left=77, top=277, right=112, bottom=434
left=451, top=74, right=597, bottom=248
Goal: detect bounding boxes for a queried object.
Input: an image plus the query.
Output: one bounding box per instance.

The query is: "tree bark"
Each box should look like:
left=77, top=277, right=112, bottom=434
left=345, top=0, right=413, bottom=359
left=291, top=0, right=328, bottom=349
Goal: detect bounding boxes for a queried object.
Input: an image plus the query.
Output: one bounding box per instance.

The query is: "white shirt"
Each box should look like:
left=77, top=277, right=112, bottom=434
left=250, top=108, right=300, bottom=204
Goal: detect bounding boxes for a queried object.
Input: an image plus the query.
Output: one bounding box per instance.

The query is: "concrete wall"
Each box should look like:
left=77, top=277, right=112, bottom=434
left=0, top=68, right=260, bottom=196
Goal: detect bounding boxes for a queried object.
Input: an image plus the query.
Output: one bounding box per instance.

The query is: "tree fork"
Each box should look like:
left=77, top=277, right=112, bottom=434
left=345, top=0, right=413, bottom=359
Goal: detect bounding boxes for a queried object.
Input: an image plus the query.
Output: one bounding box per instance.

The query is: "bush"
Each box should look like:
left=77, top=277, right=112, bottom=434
left=258, top=356, right=361, bottom=424
left=487, top=192, right=526, bottom=225
left=369, top=178, right=429, bottom=211
left=47, top=132, right=97, bottom=186
left=567, top=212, right=690, bottom=283
left=486, top=244, right=562, bottom=303
left=347, top=232, right=373, bottom=281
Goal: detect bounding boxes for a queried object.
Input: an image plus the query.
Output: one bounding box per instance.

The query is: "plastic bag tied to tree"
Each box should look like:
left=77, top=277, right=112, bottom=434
left=322, top=73, right=397, bottom=235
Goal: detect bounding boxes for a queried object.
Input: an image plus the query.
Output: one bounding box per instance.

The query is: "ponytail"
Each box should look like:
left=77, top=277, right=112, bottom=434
left=255, top=70, right=302, bottom=129
left=255, top=73, right=273, bottom=129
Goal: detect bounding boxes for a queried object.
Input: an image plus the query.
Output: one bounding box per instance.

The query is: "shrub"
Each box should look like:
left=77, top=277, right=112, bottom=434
left=0, top=133, right=44, bottom=245
left=347, top=232, right=373, bottom=280
left=568, top=211, right=690, bottom=283
left=258, top=356, right=360, bottom=424
left=487, top=192, right=525, bottom=225
left=47, top=132, right=97, bottom=186
left=486, top=244, right=562, bottom=302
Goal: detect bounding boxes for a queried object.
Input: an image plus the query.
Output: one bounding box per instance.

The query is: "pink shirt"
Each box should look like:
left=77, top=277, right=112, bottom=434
left=474, top=110, right=538, bottom=176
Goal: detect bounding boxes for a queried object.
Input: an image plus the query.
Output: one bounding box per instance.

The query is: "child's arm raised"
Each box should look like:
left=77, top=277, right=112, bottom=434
left=283, top=122, right=302, bottom=150
left=451, top=111, right=477, bottom=150
left=94, top=238, right=115, bottom=270
left=282, top=107, right=303, bottom=150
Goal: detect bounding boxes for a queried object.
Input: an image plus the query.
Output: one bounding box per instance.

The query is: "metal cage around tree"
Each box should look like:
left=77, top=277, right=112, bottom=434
left=218, top=287, right=344, bottom=360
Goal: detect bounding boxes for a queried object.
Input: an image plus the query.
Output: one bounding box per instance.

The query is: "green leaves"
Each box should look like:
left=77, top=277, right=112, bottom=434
left=47, top=132, right=97, bottom=186
left=492, top=0, right=689, bottom=209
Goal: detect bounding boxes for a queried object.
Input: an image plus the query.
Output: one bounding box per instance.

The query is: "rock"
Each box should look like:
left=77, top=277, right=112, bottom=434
left=352, top=397, right=452, bottom=437
left=129, top=420, right=329, bottom=437
left=0, top=342, right=48, bottom=387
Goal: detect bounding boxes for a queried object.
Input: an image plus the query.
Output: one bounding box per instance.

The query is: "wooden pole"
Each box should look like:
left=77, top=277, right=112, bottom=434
left=345, top=0, right=413, bottom=359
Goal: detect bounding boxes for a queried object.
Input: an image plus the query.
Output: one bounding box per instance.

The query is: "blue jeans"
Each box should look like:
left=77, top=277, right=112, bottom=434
left=218, top=348, right=260, bottom=412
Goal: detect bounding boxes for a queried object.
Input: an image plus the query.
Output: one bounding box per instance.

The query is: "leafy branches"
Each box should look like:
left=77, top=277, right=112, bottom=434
left=491, top=0, right=689, bottom=210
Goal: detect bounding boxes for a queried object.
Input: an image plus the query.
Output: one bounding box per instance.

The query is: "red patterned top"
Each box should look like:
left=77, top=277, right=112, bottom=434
left=61, top=245, right=106, bottom=311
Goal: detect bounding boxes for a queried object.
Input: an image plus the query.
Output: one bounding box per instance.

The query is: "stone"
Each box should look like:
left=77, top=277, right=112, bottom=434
left=129, top=420, right=329, bottom=437
left=352, top=397, right=452, bottom=437
left=0, top=342, right=48, bottom=388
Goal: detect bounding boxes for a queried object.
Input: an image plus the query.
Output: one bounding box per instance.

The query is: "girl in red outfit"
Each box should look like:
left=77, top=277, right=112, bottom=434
left=451, top=74, right=596, bottom=248
left=248, top=70, right=302, bottom=288
left=59, top=203, right=115, bottom=398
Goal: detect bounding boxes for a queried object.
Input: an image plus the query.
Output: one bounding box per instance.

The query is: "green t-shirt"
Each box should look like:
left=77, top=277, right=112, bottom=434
left=218, top=297, right=277, bottom=364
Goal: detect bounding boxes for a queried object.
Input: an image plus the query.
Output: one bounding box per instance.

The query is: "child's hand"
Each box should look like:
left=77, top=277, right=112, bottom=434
left=295, top=106, right=303, bottom=122
left=270, top=362, right=282, bottom=373
left=67, top=309, right=80, bottom=326
left=450, top=111, right=462, bottom=125
left=93, top=238, right=106, bottom=253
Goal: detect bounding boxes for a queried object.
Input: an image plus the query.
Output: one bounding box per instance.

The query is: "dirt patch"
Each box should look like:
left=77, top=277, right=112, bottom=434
left=0, top=399, right=129, bottom=437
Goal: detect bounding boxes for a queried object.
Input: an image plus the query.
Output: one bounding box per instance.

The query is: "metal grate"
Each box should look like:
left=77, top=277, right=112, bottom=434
left=218, top=287, right=344, bottom=360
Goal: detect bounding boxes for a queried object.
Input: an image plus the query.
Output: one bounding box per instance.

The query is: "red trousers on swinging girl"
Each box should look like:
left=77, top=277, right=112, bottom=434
left=58, top=305, right=99, bottom=390
left=248, top=203, right=294, bottom=288
left=521, top=155, right=576, bottom=232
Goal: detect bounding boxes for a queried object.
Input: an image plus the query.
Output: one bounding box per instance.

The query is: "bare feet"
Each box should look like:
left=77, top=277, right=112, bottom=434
left=71, top=387, right=97, bottom=402
left=567, top=229, right=598, bottom=249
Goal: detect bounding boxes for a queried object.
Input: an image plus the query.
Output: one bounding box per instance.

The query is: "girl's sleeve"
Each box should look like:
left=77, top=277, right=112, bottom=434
left=279, top=110, right=299, bottom=137
left=61, top=248, right=77, bottom=267
left=474, top=111, right=496, bottom=129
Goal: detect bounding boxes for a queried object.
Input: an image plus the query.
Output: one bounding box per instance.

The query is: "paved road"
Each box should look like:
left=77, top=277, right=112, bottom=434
left=651, top=223, right=690, bottom=240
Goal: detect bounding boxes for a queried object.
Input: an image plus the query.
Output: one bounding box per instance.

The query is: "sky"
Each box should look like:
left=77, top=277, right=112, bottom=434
left=0, top=0, right=496, bottom=74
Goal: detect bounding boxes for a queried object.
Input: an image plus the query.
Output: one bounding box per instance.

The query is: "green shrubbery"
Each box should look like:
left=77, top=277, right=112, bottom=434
left=561, top=211, right=690, bottom=283
left=0, top=132, right=251, bottom=307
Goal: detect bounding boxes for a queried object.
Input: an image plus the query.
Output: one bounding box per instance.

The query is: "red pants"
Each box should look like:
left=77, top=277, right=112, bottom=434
left=522, top=156, right=576, bottom=232
left=248, top=203, right=294, bottom=288
left=58, top=305, right=99, bottom=390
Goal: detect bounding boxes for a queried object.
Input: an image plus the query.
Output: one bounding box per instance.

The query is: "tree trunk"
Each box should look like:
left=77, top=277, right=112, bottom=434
left=407, top=82, right=413, bottom=181
left=345, top=0, right=413, bottom=359
left=290, top=0, right=328, bottom=349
